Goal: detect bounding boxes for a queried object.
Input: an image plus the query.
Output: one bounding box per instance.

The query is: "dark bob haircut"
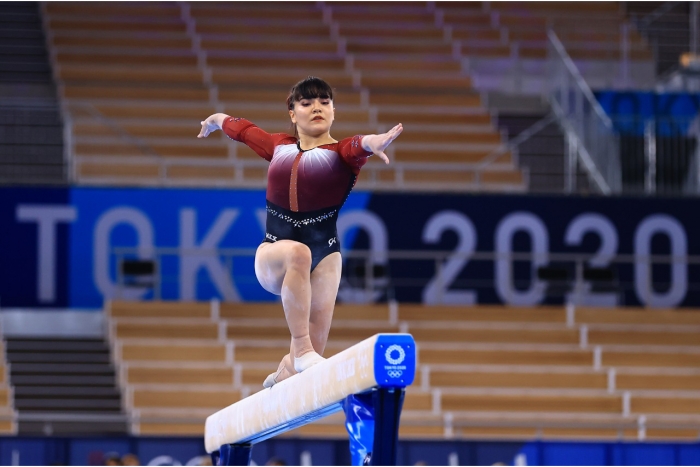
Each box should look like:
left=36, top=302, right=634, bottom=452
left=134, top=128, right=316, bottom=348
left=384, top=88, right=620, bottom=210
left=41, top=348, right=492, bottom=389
left=286, top=76, right=334, bottom=110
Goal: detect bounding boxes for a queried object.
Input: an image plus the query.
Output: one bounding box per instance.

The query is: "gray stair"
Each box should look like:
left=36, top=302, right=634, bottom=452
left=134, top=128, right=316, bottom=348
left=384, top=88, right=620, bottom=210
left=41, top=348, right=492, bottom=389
left=0, top=1, right=66, bottom=185
left=7, top=340, right=109, bottom=352
left=11, top=375, right=118, bottom=386
left=15, top=396, right=121, bottom=413
left=0, top=2, right=53, bottom=84
left=15, top=400, right=122, bottom=411
left=7, top=352, right=110, bottom=364
left=7, top=338, right=128, bottom=436
left=14, top=386, right=121, bottom=397
left=11, top=363, right=116, bottom=374
left=18, top=419, right=129, bottom=436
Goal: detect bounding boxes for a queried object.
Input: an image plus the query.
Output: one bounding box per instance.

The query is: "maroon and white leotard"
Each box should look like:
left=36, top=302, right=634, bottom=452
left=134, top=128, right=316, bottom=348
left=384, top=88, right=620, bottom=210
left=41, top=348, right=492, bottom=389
left=222, top=117, right=373, bottom=271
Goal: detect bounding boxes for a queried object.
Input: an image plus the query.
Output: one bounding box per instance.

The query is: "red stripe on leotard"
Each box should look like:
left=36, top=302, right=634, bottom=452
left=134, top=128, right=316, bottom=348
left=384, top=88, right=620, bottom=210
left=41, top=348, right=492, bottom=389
left=289, top=150, right=304, bottom=212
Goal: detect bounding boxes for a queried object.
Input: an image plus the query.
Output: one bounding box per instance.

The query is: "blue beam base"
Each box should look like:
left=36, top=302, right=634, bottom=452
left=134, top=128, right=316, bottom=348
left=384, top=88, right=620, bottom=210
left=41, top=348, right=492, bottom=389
left=212, top=443, right=252, bottom=466
left=344, top=392, right=375, bottom=466
left=344, top=387, right=406, bottom=466
left=370, top=388, right=405, bottom=466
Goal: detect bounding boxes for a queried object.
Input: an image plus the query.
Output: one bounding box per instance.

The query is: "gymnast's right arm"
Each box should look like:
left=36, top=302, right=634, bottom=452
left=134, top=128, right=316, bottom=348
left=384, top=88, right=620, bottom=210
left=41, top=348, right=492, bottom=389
left=197, top=112, right=275, bottom=161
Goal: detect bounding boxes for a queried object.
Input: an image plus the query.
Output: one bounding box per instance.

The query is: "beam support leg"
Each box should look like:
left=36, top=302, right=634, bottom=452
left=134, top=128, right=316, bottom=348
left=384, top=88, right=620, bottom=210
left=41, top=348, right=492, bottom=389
left=344, top=387, right=406, bottom=466
left=213, top=443, right=253, bottom=466
left=370, top=388, right=405, bottom=466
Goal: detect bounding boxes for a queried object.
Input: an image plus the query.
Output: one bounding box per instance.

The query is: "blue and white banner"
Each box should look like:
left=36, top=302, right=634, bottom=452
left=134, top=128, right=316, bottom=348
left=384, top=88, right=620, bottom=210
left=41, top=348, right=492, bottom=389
left=2, top=187, right=700, bottom=308
left=0, top=434, right=698, bottom=466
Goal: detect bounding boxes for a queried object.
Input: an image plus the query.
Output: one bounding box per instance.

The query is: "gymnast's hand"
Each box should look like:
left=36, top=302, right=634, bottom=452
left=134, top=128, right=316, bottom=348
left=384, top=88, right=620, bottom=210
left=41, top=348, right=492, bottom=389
left=198, top=113, right=228, bottom=138
left=362, top=123, right=403, bottom=164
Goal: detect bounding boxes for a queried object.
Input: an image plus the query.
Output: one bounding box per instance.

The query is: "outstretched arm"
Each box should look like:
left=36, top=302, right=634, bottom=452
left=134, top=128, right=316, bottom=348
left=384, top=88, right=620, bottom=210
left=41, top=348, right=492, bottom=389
left=198, top=113, right=229, bottom=138
left=197, top=113, right=278, bottom=161
left=361, top=123, right=403, bottom=164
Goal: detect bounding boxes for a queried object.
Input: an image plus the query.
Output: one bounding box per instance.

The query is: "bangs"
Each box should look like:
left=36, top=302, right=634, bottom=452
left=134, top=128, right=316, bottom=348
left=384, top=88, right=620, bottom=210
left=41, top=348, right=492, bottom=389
left=287, top=76, right=334, bottom=109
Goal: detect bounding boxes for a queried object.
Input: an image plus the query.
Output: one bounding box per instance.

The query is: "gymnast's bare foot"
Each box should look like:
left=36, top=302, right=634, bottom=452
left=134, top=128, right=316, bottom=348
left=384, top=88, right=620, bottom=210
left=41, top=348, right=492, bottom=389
left=263, top=370, right=281, bottom=389
left=293, top=350, right=325, bottom=373
left=263, top=354, right=295, bottom=388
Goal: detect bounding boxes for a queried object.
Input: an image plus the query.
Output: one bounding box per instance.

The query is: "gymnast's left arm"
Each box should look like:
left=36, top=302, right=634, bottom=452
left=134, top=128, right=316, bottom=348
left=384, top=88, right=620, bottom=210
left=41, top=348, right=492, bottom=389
left=360, top=123, right=403, bottom=164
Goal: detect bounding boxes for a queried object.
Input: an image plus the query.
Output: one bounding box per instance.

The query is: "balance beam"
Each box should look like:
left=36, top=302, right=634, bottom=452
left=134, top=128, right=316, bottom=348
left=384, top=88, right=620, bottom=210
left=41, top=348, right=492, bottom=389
left=205, top=333, right=416, bottom=465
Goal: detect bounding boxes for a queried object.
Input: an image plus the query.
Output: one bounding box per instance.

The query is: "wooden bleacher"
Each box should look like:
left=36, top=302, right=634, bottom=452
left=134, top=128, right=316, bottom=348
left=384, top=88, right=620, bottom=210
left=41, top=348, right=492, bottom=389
left=325, top=2, right=524, bottom=189
left=435, top=2, right=651, bottom=62
left=106, top=300, right=700, bottom=441
left=488, top=2, right=651, bottom=61
left=44, top=1, right=527, bottom=192
left=0, top=338, right=18, bottom=434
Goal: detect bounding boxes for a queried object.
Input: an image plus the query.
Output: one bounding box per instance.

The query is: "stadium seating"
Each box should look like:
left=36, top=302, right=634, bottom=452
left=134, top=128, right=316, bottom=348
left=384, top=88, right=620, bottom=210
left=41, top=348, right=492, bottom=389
left=106, top=300, right=700, bottom=441
left=434, top=2, right=655, bottom=93
left=483, top=2, right=651, bottom=61
left=44, top=1, right=526, bottom=192
left=41, top=1, right=656, bottom=191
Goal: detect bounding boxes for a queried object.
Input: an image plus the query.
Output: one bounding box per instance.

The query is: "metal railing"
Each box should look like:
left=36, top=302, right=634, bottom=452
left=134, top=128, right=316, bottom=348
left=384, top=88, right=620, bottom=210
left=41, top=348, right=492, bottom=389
left=545, top=29, right=700, bottom=197
left=547, top=30, right=622, bottom=195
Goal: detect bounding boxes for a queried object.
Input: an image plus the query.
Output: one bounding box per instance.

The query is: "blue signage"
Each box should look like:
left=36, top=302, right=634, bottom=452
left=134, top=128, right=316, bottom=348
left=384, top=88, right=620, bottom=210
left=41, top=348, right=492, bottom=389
left=2, top=187, right=700, bottom=308
left=373, top=334, right=416, bottom=388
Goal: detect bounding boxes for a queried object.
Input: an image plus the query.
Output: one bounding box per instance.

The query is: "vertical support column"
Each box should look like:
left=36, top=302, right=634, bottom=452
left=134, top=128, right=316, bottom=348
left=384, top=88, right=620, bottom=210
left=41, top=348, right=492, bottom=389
left=645, top=119, right=657, bottom=194
left=343, top=387, right=406, bottom=466
left=565, top=135, right=577, bottom=193
left=344, top=392, right=375, bottom=466
left=370, top=387, right=405, bottom=466
left=213, top=443, right=253, bottom=466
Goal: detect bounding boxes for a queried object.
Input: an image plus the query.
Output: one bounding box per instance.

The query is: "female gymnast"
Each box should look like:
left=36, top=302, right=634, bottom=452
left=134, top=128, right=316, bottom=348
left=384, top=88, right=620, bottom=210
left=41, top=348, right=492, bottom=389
left=198, top=76, right=402, bottom=388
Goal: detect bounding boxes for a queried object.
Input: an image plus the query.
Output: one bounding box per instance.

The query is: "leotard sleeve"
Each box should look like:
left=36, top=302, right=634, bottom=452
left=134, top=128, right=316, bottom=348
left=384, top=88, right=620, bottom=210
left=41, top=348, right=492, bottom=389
left=338, top=135, right=373, bottom=175
left=222, top=117, right=288, bottom=162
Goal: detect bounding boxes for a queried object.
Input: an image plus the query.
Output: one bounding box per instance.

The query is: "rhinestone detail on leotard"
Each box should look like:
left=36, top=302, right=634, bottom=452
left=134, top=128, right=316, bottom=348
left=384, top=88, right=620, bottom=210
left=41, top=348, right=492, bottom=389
left=266, top=206, right=337, bottom=228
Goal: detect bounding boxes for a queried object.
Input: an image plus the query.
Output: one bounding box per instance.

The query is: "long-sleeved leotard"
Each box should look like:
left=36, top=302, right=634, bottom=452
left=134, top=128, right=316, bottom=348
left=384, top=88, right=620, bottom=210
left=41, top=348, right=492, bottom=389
left=222, top=117, right=373, bottom=271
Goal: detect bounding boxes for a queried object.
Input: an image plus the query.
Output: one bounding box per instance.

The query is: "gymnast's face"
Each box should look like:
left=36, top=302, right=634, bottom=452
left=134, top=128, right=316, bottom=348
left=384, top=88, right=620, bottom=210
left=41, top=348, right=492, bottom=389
left=289, top=97, right=335, bottom=138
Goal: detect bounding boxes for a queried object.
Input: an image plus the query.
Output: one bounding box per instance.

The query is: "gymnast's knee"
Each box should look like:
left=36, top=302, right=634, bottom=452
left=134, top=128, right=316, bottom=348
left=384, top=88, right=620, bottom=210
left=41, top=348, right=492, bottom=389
left=285, top=243, right=312, bottom=272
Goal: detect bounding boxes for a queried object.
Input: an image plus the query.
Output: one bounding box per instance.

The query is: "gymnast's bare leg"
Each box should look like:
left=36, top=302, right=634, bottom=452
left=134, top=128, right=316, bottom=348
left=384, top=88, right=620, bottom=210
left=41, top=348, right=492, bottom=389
left=254, top=240, right=342, bottom=386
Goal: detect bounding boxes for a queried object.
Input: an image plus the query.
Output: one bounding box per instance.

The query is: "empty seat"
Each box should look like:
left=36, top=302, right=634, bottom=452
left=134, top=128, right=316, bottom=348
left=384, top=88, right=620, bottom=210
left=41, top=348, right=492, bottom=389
left=602, top=350, right=700, bottom=368
left=427, top=369, right=607, bottom=389
left=113, top=321, right=219, bottom=340
left=441, top=392, right=622, bottom=414
left=419, top=347, right=593, bottom=366
left=132, top=388, right=240, bottom=409
left=398, top=304, right=567, bottom=323
left=126, top=366, right=234, bottom=385
left=109, top=301, right=212, bottom=319
left=408, top=327, right=578, bottom=345
left=120, top=343, right=228, bottom=363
